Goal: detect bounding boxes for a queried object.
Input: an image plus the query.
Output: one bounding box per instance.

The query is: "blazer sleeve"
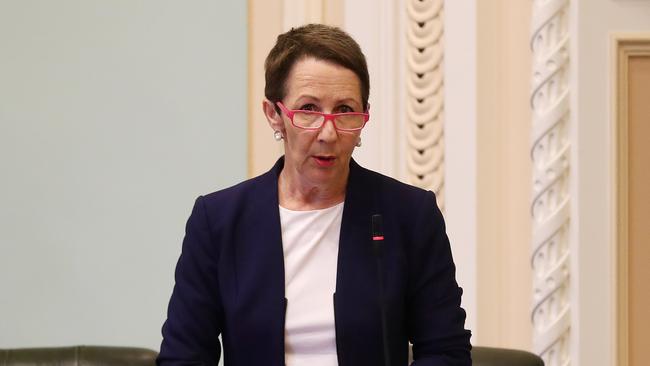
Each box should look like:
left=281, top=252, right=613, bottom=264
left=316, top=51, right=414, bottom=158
left=407, top=191, right=472, bottom=366
left=158, top=196, right=223, bottom=366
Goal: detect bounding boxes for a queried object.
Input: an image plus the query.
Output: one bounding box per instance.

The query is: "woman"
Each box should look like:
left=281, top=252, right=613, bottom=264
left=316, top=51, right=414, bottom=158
left=158, top=24, right=471, bottom=366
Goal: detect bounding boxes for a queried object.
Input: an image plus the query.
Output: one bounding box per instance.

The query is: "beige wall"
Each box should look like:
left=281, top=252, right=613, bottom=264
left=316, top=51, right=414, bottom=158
left=476, top=0, right=533, bottom=350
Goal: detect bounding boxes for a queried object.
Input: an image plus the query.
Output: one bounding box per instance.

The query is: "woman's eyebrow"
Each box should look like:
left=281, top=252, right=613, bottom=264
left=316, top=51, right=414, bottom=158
left=294, top=94, right=320, bottom=102
left=335, top=97, right=358, bottom=105
left=292, top=95, right=361, bottom=109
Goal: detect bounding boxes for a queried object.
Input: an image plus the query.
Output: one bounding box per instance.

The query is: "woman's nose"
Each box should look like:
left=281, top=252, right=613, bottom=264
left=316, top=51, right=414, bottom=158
left=317, top=118, right=338, bottom=142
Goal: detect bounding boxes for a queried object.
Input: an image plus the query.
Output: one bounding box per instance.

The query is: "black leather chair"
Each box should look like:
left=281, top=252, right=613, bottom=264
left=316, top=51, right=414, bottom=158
left=0, top=346, right=157, bottom=366
left=1, top=345, right=543, bottom=365
left=472, top=346, right=544, bottom=366
left=406, top=344, right=543, bottom=366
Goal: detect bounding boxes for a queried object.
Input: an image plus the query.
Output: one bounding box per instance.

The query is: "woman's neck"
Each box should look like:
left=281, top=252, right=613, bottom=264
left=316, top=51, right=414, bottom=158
left=277, top=168, right=348, bottom=211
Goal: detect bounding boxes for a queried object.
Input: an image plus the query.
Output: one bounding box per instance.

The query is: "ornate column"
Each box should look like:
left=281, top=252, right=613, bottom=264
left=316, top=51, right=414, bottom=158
left=530, top=1, right=571, bottom=365
left=406, top=0, right=445, bottom=209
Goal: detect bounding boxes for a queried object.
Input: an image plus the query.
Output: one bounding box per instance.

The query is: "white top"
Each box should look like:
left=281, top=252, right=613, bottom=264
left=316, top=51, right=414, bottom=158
left=279, top=202, right=344, bottom=366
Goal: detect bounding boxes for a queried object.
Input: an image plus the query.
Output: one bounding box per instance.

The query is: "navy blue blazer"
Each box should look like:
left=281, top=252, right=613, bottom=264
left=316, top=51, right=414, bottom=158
left=158, top=157, right=471, bottom=366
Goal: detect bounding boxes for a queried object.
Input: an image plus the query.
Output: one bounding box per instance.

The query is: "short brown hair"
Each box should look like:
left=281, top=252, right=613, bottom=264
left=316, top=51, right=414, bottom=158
left=264, top=24, right=370, bottom=110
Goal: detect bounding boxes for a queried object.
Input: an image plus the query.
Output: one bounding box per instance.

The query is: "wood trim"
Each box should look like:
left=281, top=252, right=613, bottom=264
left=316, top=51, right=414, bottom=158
left=247, top=0, right=284, bottom=178
left=611, top=33, right=650, bottom=366
left=476, top=0, right=533, bottom=349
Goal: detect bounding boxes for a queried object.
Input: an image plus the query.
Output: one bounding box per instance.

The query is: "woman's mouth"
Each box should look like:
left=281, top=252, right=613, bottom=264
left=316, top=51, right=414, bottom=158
left=313, top=155, right=336, bottom=167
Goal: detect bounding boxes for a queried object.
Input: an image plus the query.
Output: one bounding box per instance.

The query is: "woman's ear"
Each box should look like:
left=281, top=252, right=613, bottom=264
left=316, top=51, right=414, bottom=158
left=262, top=99, right=285, bottom=133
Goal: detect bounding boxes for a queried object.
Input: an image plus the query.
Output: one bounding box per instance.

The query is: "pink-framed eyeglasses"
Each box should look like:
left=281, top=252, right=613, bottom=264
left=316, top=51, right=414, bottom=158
left=276, top=102, right=370, bottom=131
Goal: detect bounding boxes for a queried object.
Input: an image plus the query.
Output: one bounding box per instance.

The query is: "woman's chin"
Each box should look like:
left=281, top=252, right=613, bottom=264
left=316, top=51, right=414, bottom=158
left=305, top=167, right=347, bottom=187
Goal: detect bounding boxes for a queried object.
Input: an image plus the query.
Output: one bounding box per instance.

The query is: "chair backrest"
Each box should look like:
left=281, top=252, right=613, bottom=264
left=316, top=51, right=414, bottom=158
left=3, top=344, right=543, bottom=366
left=472, top=346, right=544, bottom=366
left=408, top=344, right=544, bottom=366
left=0, top=346, right=157, bottom=366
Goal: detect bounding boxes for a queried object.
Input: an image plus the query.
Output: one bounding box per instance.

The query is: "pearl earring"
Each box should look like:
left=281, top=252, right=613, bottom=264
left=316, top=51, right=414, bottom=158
left=356, top=138, right=362, bottom=147
left=273, top=130, right=284, bottom=141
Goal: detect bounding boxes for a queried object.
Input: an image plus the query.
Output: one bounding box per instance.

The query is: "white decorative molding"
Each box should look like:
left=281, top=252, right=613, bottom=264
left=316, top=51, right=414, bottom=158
left=406, top=0, right=445, bottom=210
left=343, top=0, right=406, bottom=180
left=530, top=1, right=571, bottom=365
left=443, top=0, right=478, bottom=339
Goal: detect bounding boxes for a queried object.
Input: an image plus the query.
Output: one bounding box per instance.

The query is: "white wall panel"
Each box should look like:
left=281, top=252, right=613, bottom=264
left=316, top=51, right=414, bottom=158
left=442, top=0, right=478, bottom=337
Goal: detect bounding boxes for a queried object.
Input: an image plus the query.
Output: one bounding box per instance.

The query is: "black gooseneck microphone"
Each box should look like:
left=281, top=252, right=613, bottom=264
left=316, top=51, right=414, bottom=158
left=371, top=214, right=391, bottom=366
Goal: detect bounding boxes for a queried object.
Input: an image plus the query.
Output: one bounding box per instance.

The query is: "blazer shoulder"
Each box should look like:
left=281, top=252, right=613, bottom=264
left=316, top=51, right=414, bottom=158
left=354, top=163, right=436, bottom=205
left=201, top=173, right=268, bottom=204
left=200, top=158, right=282, bottom=208
left=193, top=169, right=278, bottom=229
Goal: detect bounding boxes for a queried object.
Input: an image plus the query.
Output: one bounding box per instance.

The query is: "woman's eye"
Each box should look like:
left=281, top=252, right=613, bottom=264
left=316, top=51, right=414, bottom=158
left=299, top=104, right=318, bottom=111
left=337, top=105, right=354, bottom=113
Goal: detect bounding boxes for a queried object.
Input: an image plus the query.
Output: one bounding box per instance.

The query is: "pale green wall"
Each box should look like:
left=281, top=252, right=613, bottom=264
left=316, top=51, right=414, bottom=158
left=0, top=1, right=247, bottom=350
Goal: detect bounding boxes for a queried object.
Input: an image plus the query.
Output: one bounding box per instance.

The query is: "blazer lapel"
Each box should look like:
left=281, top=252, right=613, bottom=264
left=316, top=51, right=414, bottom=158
left=334, top=159, right=385, bottom=365
left=229, top=158, right=286, bottom=365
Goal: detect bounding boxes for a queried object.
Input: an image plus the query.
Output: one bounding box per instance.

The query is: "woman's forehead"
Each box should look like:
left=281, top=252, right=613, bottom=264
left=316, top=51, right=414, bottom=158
left=284, top=58, right=361, bottom=102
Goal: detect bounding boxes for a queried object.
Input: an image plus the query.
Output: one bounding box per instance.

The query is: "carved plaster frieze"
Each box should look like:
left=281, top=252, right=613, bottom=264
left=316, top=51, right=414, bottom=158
left=406, top=0, right=445, bottom=209
left=530, top=1, right=571, bottom=365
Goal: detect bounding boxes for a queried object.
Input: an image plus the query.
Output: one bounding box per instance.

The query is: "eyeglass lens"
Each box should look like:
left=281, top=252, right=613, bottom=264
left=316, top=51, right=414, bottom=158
left=293, top=112, right=364, bottom=130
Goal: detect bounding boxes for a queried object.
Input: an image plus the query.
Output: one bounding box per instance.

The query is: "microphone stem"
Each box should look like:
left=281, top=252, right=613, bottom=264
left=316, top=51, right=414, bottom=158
left=373, top=241, right=391, bottom=366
